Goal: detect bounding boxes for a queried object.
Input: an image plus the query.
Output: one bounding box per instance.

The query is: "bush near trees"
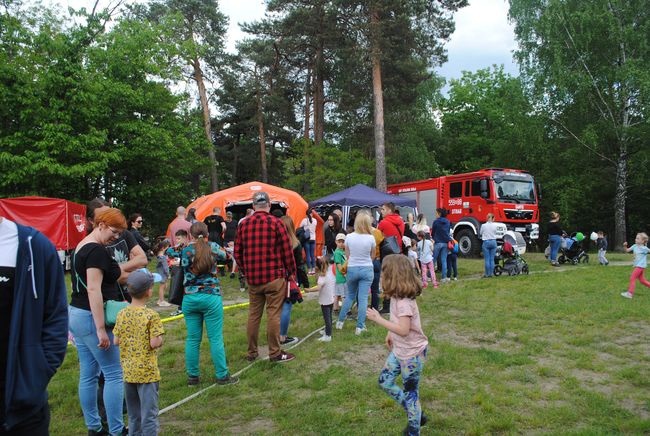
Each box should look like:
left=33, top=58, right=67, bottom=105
left=0, top=0, right=647, bottom=241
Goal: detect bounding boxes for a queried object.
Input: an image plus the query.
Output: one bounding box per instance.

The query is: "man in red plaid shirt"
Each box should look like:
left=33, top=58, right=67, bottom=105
left=234, top=191, right=297, bottom=363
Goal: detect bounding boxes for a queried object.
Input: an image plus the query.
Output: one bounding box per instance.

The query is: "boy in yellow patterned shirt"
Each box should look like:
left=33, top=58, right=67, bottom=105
left=113, top=270, right=165, bottom=436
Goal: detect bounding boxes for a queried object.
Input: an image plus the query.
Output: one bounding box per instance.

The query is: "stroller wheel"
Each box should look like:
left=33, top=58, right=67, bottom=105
left=522, top=265, right=529, bottom=275
left=558, top=255, right=566, bottom=264
left=572, top=258, right=579, bottom=265
left=582, top=255, right=589, bottom=264
left=494, top=265, right=502, bottom=276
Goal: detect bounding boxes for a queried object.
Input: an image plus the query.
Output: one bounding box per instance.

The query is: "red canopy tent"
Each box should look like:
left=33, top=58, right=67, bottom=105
left=0, top=196, right=86, bottom=250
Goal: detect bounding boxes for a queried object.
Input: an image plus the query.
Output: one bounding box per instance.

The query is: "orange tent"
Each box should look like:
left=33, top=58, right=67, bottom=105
left=171, top=182, right=324, bottom=252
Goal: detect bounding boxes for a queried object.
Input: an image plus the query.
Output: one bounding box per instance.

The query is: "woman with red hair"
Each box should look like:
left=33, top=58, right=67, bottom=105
left=69, top=208, right=129, bottom=436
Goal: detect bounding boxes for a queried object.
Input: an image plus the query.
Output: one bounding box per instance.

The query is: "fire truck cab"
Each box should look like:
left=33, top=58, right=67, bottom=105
left=387, top=169, right=540, bottom=256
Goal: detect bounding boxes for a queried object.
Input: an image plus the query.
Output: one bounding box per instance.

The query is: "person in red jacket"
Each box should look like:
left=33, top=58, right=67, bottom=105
left=377, top=202, right=405, bottom=313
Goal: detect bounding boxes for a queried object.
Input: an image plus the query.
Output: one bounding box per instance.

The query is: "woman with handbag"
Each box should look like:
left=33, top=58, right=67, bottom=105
left=278, top=215, right=309, bottom=346
left=300, top=208, right=318, bottom=274
left=69, top=208, right=128, bottom=436
left=180, top=222, right=237, bottom=386
left=336, top=212, right=376, bottom=335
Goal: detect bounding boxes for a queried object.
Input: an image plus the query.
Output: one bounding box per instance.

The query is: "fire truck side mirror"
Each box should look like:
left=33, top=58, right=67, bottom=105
left=480, top=179, right=488, bottom=198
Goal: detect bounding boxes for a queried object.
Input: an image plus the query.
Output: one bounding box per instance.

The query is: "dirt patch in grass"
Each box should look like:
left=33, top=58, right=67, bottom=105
left=227, top=417, right=276, bottom=435
left=340, top=344, right=386, bottom=375
left=434, top=325, right=521, bottom=351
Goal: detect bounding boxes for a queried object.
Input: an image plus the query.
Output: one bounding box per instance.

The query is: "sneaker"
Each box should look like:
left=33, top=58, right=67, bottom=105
left=355, top=327, right=367, bottom=336
left=318, top=335, right=332, bottom=342
left=621, top=291, right=633, bottom=299
left=246, top=354, right=258, bottom=362
left=88, top=428, right=109, bottom=436
left=335, top=321, right=344, bottom=330
left=433, top=284, right=438, bottom=289
left=453, top=277, right=458, bottom=281
left=187, top=376, right=200, bottom=386
left=215, top=375, right=239, bottom=386
left=421, top=412, right=428, bottom=427
left=240, top=287, right=246, bottom=292
left=170, top=309, right=183, bottom=317
left=280, top=336, right=299, bottom=346
left=157, top=300, right=171, bottom=307
left=269, top=351, right=295, bottom=363
left=230, top=272, right=235, bottom=279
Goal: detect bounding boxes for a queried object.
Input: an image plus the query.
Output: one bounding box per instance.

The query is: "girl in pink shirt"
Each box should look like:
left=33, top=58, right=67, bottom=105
left=366, top=255, right=429, bottom=436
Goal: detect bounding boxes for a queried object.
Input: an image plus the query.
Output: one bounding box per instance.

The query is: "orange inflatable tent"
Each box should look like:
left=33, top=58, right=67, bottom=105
left=171, top=182, right=324, bottom=253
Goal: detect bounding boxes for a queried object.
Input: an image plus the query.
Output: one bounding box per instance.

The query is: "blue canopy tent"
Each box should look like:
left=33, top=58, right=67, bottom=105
left=309, top=184, right=417, bottom=228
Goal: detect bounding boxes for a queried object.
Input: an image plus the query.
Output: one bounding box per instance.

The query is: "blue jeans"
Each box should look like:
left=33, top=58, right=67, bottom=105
left=433, top=243, right=448, bottom=279
left=304, top=240, right=316, bottom=269
left=549, top=235, right=562, bottom=262
left=482, top=239, right=497, bottom=277
left=338, top=266, right=373, bottom=328
left=182, top=293, right=229, bottom=379
left=280, top=300, right=293, bottom=337
left=68, top=306, right=124, bottom=435
left=379, top=350, right=426, bottom=436
left=446, top=254, right=458, bottom=279
left=124, top=382, right=159, bottom=436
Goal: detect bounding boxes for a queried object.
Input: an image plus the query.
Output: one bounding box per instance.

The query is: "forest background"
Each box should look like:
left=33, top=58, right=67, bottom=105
left=1, top=0, right=648, bottom=247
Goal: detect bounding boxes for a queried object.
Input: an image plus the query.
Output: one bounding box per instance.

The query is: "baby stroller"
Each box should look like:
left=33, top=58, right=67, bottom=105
left=558, top=232, right=589, bottom=265
left=494, top=231, right=529, bottom=276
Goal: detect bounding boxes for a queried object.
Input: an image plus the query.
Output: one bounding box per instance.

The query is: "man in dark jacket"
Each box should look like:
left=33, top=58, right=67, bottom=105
left=0, top=217, right=68, bottom=434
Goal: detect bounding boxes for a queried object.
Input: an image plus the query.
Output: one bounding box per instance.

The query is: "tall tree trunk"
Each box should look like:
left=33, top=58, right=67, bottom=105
left=370, top=8, right=386, bottom=192
left=313, top=46, right=324, bottom=145
left=192, top=56, right=218, bottom=192
left=304, top=67, right=311, bottom=140
left=255, top=74, right=268, bottom=183
left=232, top=133, right=240, bottom=185
left=614, top=142, right=627, bottom=250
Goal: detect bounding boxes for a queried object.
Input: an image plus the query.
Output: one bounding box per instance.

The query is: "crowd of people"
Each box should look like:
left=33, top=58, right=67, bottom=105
left=2, top=193, right=649, bottom=436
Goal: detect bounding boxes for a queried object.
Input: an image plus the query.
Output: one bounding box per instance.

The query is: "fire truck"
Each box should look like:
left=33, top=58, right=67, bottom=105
left=387, top=169, right=540, bottom=256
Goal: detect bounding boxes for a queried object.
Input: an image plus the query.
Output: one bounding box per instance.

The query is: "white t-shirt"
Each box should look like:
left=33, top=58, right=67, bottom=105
left=317, top=267, right=336, bottom=305
left=407, top=250, right=418, bottom=268
left=480, top=222, right=498, bottom=240
left=300, top=217, right=317, bottom=241
left=345, top=233, right=375, bottom=267
left=0, top=218, right=18, bottom=268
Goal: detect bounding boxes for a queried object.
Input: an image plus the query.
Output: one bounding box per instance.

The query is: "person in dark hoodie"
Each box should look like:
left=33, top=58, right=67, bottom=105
left=0, top=216, right=68, bottom=435
left=377, top=202, right=405, bottom=314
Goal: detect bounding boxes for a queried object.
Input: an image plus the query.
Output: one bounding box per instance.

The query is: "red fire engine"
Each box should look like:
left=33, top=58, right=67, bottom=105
left=387, top=168, right=540, bottom=256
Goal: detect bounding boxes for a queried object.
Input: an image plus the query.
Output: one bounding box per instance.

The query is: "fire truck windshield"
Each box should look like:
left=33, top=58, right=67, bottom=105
left=494, top=179, right=536, bottom=204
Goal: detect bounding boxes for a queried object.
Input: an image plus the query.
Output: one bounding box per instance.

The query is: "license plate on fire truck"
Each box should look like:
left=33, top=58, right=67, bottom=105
left=515, top=227, right=526, bottom=232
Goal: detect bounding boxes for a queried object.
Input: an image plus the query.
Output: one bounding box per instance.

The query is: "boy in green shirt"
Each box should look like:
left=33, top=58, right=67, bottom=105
left=333, top=233, right=347, bottom=311
left=113, top=270, right=165, bottom=435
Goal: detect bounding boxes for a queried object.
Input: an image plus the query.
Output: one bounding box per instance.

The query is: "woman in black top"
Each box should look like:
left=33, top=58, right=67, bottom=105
left=324, top=213, right=346, bottom=255
left=547, top=211, right=563, bottom=266
left=69, top=208, right=127, bottom=436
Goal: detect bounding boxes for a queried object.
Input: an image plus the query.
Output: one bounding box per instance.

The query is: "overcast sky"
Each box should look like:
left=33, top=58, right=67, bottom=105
left=48, top=0, right=518, bottom=82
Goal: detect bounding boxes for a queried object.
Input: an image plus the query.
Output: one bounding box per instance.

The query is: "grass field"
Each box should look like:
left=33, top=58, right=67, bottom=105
left=49, top=252, right=650, bottom=435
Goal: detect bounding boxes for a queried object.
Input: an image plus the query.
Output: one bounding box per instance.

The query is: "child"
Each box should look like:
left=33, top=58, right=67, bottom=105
left=306, top=257, right=337, bottom=342
left=154, top=240, right=172, bottom=306
left=596, top=231, right=609, bottom=266
left=416, top=231, right=437, bottom=289
left=447, top=238, right=458, bottom=281
left=332, top=233, right=347, bottom=310
left=166, top=229, right=189, bottom=316
left=113, top=270, right=165, bottom=436
left=408, top=239, right=421, bottom=276
left=366, top=255, right=429, bottom=436
left=621, top=232, right=650, bottom=299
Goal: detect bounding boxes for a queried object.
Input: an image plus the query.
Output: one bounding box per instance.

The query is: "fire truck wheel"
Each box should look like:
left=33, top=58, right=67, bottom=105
left=456, top=228, right=480, bottom=257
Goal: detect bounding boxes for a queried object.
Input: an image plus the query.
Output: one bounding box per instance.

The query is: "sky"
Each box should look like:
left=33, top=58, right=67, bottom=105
left=47, top=0, right=519, bottom=83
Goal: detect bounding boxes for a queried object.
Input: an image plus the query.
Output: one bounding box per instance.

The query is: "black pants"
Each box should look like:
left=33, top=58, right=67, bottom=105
left=321, top=304, right=333, bottom=336
left=370, top=259, right=381, bottom=310
left=0, top=404, right=49, bottom=436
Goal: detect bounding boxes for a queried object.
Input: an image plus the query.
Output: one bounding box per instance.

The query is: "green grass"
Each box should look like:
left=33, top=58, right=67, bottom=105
left=51, top=252, right=650, bottom=434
